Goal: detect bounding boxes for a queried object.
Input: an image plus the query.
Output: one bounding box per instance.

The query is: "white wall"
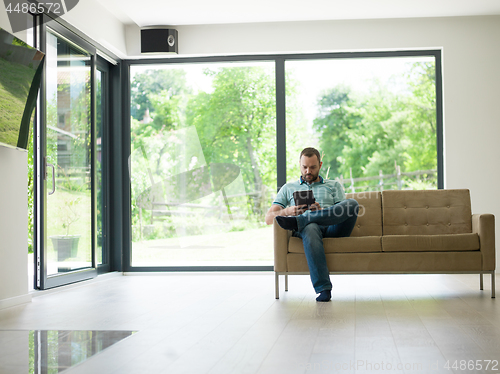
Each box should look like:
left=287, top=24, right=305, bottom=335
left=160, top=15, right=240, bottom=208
left=0, top=5, right=11, bottom=33
left=0, top=15, right=30, bottom=309
left=58, top=0, right=127, bottom=58
left=0, top=1, right=127, bottom=57
left=0, top=146, right=30, bottom=309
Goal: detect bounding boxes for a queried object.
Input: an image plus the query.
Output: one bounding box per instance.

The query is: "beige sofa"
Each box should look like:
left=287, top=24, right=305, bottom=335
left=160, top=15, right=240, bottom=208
left=274, top=189, right=496, bottom=298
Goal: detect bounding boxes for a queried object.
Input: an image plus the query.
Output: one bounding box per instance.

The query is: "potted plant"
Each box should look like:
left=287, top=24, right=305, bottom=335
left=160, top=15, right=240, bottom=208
left=50, top=197, right=81, bottom=261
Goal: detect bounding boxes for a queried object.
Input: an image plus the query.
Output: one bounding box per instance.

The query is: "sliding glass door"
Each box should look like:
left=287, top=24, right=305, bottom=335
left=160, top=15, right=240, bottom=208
left=95, top=58, right=110, bottom=272
left=45, top=29, right=92, bottom=277
left=35, top=20, right=109, bottom=289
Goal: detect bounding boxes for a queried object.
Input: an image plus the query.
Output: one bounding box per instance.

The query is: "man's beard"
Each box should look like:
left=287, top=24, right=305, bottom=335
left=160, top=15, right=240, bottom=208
left=302, top=172, right=318, bottom=182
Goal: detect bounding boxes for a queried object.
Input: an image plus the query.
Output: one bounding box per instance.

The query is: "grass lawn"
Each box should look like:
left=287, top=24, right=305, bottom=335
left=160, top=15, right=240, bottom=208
left=45, top=189, right=274, bottom=268
left=132, top=225, right=274, bottom=266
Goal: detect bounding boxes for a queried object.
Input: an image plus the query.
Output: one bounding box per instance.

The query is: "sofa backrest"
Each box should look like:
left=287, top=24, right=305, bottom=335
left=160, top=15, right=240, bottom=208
left=346, top=191, right=382, bottom=237
left=381, top=189, right=472, bottom=235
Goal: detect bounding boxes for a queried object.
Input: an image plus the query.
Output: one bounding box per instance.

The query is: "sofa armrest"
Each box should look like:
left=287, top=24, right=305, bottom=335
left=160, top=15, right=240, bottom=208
left=274, top=218, right=290, bottom=272
left=472, top=214, right=496, bottom=271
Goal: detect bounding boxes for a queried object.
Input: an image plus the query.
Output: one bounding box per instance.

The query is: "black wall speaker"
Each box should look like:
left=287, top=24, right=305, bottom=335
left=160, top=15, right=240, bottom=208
left=141, top=28, right=178, bottom=54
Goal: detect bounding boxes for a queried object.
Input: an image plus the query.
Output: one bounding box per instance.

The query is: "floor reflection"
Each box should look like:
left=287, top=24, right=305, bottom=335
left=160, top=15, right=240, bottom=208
left=0, top=330, right=135, bottom=374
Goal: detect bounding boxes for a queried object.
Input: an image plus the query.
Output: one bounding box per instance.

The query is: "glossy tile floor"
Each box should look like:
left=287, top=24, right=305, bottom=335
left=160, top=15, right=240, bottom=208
left=0, top=330, right=135, bottom=373
left=0, top=273, right=498, bottom=374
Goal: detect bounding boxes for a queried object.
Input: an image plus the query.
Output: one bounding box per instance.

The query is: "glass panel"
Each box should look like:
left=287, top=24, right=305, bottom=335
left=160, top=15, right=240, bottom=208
left=96, top=69, right=103, bottom=265
left=45, top=31, right=92, bottom=275
left=130, top=62, right=276, bottom=266
left=286, top=57, right=437, bottom=192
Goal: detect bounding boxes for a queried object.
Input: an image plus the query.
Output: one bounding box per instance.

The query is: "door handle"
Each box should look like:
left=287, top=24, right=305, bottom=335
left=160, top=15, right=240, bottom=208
left=47, top=163, right=55, bottom=195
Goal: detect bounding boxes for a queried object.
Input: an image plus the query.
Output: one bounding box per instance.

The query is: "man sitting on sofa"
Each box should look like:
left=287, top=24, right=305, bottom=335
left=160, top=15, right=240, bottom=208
left=265, top=147, right=359, bottom=302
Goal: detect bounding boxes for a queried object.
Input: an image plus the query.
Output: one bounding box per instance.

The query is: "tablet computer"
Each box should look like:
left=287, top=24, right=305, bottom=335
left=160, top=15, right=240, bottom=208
left=293, top=190, right=315, bottom=208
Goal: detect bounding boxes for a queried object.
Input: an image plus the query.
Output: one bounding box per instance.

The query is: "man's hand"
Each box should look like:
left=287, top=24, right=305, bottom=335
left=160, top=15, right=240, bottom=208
left=265, top=203, right=308, bottom=225
left=287, top=204, right=308, bottom=216
left=309, top=202, right=321, bottom=211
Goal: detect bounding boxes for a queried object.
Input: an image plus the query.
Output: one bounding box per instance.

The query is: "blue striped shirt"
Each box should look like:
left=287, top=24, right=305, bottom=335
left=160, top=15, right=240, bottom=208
left=273, top=176, right=346, bottom=209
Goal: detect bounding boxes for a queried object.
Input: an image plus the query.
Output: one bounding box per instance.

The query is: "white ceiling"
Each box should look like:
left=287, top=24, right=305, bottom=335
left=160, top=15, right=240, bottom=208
left=94, top=0, right=500, bottom=27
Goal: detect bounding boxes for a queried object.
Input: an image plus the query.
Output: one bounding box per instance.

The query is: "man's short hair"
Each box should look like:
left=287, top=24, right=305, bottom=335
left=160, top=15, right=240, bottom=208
left=300, top=147, right=321, bottom=163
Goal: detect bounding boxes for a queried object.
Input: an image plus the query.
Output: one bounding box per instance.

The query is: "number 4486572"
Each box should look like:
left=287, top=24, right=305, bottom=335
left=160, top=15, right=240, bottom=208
left=5, top=2, right=62, bottom=14
left=444, top=360, right=499, bottom=371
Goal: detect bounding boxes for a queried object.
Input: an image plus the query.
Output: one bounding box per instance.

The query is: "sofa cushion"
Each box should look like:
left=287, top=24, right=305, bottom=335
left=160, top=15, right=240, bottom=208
left=288, top=236, right=382, bottom=253
left=381, top=189, right=472, bottom=235
left=286, top=251, right=483, bottom=272
left=382, top=233, right=479, bottom=252
left=346, top=191, right=382, bottom=237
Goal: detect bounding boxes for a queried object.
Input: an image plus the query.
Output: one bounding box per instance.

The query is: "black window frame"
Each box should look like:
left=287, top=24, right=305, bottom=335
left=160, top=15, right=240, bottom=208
left=123, top=49, right=443, bottom=272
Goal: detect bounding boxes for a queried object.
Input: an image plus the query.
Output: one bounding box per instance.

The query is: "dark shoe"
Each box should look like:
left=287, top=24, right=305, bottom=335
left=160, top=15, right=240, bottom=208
left=275, top=216, right=298, bottom=231
left=316, top=290, right=331, bottom=302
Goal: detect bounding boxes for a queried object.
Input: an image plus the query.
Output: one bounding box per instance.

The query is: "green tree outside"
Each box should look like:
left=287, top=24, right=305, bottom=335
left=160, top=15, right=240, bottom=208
left=313, top=61, right=437, bottom=190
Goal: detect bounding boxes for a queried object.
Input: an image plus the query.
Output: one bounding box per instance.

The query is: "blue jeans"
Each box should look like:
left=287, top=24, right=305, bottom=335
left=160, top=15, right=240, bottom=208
left=293, top=198, right=359, bottom=293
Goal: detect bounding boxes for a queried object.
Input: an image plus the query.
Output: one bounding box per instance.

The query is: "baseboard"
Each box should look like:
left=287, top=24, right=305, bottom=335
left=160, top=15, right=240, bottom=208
left=0, top=293, right=32, bottom=310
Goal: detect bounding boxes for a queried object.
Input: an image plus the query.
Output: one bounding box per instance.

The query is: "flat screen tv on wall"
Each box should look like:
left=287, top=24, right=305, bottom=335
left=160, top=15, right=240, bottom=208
left=0, top=27, right=44, bottom=150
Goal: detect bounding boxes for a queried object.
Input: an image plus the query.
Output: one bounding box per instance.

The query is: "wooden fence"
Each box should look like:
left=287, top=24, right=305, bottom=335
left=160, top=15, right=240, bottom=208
left=337, top=165, right=437, bottom=193
left=136, top=166, right=437, bottom=237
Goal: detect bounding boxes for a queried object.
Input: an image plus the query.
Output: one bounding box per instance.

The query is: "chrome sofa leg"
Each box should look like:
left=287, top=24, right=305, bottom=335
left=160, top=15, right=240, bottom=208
left=480, top=273, right=484, bottom=290
left=492, top=272, right=496, bottom=299
left=285, top=274, right=288, bottom=292
left=275, top=273, right=279, bottom=299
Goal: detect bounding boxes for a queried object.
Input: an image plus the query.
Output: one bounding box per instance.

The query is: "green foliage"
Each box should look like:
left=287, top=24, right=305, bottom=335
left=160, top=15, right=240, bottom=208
left=60, top=196, right=82, bottom=236
left=129, top=61, right=438, bottom=243
left=11, top=37, right=29, bottom=48
left=130, top=68, right=191, bottom=121
left=312, top=85, right=363, bottom=177
left=130, top=65, right=280, bottom=239
left=314, top=62, right=437, bottom=188
left=26, top=70, right=91, bottom=253
left=185, top=66, right=277, bottom=211
left=96, top=76, right=104, bottom=253
left=283, top=69, right=307, bottom=181
left=402, top=62, right=437, bottom=172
